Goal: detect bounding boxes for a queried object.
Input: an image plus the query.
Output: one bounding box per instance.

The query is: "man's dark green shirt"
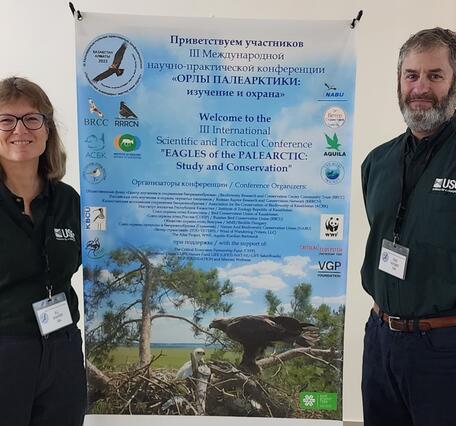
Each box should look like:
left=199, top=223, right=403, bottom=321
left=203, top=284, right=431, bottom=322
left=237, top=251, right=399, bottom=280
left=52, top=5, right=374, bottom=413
left=0, top=180, right=81, bottom=334
left=361, top=116, right=456, bottom=318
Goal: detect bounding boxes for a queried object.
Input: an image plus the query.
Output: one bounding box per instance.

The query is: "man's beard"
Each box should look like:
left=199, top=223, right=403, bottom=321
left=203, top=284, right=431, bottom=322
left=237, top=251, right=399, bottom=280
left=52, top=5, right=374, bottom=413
left=398, top=80, right=456, bottom=134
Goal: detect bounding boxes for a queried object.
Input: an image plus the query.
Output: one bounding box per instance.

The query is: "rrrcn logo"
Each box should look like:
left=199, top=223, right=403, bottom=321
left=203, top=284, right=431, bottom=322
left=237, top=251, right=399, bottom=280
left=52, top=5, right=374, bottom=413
left=54, top=228, right=76, bottom=242
left=432, top=178, right=456, bottom=193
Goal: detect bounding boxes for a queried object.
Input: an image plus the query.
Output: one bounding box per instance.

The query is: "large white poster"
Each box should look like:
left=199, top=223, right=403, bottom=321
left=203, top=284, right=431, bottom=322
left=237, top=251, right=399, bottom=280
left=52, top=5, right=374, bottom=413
left=75, top=12, right=356, bottom=424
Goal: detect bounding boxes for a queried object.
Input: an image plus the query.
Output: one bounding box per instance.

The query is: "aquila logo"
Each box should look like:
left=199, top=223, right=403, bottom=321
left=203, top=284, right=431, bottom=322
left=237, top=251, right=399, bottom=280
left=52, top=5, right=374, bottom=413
left=324, top=133, right=347, bottom=159
left=114, top=133, right=142, bottom=152
left=432, top=178, right=456, bottom=193
left=320, top=214, right=344, bottom=240
left=54, top=228, right=76, bottom=242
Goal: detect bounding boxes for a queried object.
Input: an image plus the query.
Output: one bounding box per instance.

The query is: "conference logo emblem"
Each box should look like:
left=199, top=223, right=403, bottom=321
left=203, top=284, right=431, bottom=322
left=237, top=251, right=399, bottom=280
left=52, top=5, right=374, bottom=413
left=321, top=162, right=345, bottom=185
left=114, top=134, right=141, bottom=152
left=83, top=163, right=106, bottom=184
left=324, top=107, right=346, bottom=128
left=82, top=33, right=144, bottom=96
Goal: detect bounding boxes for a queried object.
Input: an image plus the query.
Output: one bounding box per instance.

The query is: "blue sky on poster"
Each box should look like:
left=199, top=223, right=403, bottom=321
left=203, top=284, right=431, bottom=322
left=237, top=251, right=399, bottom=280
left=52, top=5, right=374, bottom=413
left=77, top=15, right=355, bottom=343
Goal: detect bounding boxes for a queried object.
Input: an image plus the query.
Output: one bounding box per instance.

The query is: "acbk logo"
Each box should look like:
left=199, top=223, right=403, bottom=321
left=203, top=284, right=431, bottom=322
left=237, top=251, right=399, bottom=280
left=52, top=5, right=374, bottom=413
left=318, top=261, right=342, bottom=271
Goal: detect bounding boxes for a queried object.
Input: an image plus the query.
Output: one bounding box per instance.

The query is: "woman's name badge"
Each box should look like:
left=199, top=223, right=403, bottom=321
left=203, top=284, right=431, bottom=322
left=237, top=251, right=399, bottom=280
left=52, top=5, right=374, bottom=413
left=32, top=292, right=73, bottom=336
left=378, top=239, right=410, bottom=280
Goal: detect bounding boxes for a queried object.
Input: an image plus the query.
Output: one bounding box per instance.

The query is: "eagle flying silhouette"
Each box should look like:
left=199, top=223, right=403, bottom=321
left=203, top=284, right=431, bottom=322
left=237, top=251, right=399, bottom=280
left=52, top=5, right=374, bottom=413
left=93, top=42, right=127, bottom=82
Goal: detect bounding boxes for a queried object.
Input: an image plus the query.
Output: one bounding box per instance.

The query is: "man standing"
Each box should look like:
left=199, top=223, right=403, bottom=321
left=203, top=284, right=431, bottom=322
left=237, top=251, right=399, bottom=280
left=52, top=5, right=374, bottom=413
left=361, top=28, right=456, bottom=426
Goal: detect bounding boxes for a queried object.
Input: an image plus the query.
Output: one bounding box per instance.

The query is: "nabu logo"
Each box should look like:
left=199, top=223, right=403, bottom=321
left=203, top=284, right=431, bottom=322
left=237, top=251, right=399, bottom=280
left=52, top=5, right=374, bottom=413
left=433, top=178, right=456, bottom=193
left=320, top=214, right=344, bottom=240
left=54, top=228, right=76, bottom=242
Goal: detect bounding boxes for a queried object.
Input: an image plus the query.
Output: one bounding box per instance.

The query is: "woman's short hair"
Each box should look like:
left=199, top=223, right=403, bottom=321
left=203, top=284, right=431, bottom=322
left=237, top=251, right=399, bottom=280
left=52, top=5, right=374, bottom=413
left=0, top=76, right=66, bottom=181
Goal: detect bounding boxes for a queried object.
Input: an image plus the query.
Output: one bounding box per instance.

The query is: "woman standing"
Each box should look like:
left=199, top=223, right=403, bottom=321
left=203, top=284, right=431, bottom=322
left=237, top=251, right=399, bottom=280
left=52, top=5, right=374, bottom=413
left=0, top=77, right=86, bottom=425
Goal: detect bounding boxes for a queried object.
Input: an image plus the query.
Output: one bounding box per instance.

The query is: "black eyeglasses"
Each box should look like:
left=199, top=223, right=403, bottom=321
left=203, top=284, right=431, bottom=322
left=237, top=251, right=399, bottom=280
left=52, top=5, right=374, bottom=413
left=0, top=113, right=46, bottom=131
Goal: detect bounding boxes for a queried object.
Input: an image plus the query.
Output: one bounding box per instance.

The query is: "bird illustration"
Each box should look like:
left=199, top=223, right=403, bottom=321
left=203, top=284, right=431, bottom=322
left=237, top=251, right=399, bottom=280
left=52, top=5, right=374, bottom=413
left=324, top=83, right=337, bottom=91
left=210, top=315, right=319, bottom=374
left=325, top=133, right=342, bottom=151
left=119, top=101, right=138, bottom=119
left=88, top=98, right=103, bottom=117
left=93, top=208, right=105, bottom=223
left=93, top=42, right=127, bottom=82
left=175, top=348, right=206, bottom=379
left=86, top=167, right=102, bottom=178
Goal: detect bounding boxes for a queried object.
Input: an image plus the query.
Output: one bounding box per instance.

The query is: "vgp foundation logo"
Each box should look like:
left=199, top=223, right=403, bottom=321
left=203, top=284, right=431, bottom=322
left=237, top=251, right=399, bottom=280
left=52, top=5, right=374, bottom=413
left=320, top=214, right=344, bottom=240
left=432, top=178, right=456, bottom=193
left=84, top=207, right=107, bottom=231
left=317, top=260, right=342, bottom=278
left=83, top=34, right=143, bottom=96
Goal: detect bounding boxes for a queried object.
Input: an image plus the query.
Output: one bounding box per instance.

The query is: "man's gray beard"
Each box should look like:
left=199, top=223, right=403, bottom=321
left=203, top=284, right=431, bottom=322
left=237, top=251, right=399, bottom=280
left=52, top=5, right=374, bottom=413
left=399, top=89, right=456, bottom=134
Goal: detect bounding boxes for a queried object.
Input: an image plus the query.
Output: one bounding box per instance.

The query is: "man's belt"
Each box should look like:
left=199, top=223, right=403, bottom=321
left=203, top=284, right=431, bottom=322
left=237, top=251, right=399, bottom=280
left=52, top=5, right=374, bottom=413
left=373, top=303, right=456, bottom=332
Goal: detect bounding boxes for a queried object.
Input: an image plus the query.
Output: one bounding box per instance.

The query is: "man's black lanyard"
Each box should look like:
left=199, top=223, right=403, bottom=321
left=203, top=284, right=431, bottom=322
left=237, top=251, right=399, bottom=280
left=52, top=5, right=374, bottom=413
left=393, top=134, right=446, bottom=244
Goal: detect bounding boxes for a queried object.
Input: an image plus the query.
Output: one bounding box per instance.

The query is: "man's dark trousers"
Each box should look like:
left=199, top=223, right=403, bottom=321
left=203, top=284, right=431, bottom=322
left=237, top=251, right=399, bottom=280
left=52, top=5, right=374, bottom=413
left=363, top=310, right=456, bottom=426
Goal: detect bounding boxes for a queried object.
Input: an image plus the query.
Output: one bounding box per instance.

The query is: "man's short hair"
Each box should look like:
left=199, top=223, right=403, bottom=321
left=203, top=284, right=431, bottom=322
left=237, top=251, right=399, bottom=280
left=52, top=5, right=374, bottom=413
left=398, top=28, right=456, bottom=75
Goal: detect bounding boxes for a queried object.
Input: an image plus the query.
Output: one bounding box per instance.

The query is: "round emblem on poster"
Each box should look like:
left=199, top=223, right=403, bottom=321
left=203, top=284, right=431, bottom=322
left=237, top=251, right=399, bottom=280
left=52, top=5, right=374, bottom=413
left=324, top=107, right=346, bottom=129
left=82, top=33, right=143, bottom=96
left=321, top=161, right=345, bottom=185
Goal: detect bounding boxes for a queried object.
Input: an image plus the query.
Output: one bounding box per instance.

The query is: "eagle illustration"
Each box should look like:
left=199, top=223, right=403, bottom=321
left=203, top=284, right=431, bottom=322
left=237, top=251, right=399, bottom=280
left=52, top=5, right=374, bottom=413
left=93, top=42, right=127, bottom=82
left=209, top=315, right=318, bottom=374
left=88, top=98, right=103, bottom=117
left=119, top=101, right=137, bottom=119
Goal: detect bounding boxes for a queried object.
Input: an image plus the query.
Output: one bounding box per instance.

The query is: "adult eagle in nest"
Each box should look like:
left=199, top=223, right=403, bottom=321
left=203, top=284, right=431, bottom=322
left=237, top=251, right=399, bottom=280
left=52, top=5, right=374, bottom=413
left=209, top=315, right=318, bottom=374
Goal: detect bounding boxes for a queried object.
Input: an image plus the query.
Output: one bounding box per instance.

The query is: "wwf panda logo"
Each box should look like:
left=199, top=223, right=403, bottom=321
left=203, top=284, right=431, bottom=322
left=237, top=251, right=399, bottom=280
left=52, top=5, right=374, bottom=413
left=325, top=217, right=340, bottom=232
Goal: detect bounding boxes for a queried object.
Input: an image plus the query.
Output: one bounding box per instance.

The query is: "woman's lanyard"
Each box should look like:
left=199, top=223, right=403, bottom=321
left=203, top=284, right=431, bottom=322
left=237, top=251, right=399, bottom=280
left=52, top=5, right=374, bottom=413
left=32, top=186, right=73, bottom=336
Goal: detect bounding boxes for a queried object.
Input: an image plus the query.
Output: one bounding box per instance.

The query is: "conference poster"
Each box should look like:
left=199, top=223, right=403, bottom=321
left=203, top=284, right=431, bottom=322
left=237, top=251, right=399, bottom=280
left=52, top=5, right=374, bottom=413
left=75, top=12, right=356, bottom=423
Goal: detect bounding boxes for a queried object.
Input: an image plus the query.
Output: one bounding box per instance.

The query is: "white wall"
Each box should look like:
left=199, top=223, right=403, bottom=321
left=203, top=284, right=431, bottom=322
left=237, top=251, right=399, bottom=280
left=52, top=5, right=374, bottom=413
left=1, top=0, right=455, bottom=423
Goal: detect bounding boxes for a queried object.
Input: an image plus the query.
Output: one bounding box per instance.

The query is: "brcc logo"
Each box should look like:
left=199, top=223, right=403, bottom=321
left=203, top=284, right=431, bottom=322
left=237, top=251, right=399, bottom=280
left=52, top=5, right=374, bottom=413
left=320, top=214, right=344, bottom=240
left=114, top=133, right=141, bottom=152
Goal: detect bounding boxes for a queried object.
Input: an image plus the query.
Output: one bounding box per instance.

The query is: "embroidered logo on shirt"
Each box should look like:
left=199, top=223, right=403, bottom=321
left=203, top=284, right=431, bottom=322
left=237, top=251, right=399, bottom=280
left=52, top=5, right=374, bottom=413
left=54, top=228, right=76, bottom=242
left=432, top=178, right=456, bottom=193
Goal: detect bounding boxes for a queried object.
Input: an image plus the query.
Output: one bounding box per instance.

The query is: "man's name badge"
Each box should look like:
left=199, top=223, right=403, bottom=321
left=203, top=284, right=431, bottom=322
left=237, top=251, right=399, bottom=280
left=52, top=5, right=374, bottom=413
left=32, top=292, right=73, bottom=336
left=378, top=239, right=410, bottom=280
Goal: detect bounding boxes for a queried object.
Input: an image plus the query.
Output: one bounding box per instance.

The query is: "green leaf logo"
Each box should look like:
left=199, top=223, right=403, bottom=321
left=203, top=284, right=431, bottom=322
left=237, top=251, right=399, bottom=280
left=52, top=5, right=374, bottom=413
left=325, top=133, right=341, bottom=151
